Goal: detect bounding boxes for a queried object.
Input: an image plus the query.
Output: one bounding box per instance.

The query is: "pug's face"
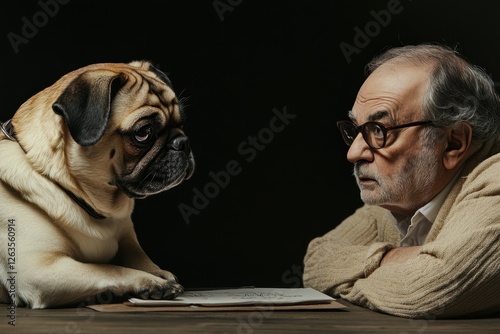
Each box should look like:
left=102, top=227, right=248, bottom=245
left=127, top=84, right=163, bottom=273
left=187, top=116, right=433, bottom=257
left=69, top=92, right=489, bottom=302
left=109, top=107, right=195, bottom=199
left=51, top=61, right=194, bottom=200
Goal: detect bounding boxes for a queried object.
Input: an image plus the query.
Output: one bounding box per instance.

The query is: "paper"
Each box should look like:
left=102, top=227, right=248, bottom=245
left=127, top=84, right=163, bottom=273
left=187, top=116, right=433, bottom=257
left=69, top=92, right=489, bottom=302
left=128, top=287, right=334, bottom=307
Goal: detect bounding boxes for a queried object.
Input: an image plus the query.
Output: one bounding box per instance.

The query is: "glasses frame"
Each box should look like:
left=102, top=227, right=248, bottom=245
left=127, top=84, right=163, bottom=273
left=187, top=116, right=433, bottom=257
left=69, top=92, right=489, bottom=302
left=336, top=120, right=432, bottom=149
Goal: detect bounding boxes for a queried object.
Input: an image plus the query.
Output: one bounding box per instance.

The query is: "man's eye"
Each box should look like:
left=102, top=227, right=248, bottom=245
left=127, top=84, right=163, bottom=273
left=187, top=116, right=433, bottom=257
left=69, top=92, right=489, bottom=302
left=373, top=125, right=384, bottom=137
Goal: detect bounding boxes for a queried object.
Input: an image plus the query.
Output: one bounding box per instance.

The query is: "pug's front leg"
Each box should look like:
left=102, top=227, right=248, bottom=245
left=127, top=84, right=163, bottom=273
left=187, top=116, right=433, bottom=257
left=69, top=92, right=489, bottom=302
left=19, top=257, right=183, bottom=309
left=115, top=230, right=181, bottom=284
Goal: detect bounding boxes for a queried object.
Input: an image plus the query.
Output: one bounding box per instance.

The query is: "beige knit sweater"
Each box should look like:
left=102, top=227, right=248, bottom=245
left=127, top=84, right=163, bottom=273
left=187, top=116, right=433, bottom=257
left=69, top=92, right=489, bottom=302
left=303, top=136, right=500, bottom=319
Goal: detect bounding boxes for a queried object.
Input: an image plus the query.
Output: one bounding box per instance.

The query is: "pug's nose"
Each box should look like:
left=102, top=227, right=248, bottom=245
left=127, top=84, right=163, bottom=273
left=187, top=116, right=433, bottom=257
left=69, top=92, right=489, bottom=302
left=169, top=134, right=191, bottom=155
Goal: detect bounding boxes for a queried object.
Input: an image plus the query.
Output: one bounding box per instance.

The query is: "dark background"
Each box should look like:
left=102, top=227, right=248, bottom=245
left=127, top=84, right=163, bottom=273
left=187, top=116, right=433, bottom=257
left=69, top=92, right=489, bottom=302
left=1, top=0, right=499, bottom=289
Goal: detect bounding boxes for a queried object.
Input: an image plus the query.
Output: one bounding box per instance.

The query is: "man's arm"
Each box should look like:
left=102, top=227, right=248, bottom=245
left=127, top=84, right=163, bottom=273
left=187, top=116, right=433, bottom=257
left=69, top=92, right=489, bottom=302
left=380, top=246, right=421, bottom=265
left=303, top=205, right=400, bottom=296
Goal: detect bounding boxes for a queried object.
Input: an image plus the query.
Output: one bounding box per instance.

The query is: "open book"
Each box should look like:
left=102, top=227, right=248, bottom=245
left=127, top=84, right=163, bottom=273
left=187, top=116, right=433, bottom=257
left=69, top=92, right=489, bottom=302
left=128, top=287, right=335, bottom=307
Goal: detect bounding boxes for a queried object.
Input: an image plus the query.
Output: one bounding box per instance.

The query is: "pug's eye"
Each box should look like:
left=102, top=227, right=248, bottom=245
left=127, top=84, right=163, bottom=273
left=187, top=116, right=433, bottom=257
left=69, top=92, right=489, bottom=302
left=134, top=125, right=153, bottom=144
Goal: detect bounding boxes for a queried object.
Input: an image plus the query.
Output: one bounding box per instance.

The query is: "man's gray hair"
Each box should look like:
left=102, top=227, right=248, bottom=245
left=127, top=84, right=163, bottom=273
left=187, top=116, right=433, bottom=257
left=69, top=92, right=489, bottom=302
left=366, top=43, right=500, bottom=143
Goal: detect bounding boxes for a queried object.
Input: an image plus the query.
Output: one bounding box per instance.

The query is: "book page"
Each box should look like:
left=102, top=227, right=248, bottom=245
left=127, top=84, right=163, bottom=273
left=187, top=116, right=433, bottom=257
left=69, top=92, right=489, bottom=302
left=128, top=287, right=334, bottom=306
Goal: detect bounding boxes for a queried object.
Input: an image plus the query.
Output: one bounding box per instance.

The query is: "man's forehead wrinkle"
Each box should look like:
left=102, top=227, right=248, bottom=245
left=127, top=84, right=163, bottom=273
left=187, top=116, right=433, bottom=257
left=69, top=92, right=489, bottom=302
left=356, top=92, right=402, bottom=105
left=350, top=92, right=397, bottom=122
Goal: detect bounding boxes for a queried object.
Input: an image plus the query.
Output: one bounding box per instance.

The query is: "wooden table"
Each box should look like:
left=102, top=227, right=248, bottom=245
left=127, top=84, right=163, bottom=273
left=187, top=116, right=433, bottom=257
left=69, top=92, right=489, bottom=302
left=2, top=299, right=500, bottom=333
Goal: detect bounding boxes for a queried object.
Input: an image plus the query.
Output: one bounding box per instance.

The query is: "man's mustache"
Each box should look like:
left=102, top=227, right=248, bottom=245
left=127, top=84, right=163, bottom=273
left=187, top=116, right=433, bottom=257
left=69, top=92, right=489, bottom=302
left=353, top=163, right=379, bottom=182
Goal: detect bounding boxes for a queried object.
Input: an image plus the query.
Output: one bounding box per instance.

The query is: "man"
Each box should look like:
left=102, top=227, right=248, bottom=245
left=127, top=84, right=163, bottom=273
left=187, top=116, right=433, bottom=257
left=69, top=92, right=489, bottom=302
left=303, top=43, right=500, bottom=319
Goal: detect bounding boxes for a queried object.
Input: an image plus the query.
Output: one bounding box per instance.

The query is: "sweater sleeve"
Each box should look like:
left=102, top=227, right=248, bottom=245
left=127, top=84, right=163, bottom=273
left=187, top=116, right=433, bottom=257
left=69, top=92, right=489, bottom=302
left=303, top=205, right=400, bottom=296
left=342, top=155, right=500, bottom=319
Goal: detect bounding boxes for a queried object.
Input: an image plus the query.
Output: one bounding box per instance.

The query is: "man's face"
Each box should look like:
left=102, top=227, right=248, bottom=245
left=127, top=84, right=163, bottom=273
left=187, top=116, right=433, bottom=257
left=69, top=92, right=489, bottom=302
left=347, top=61, right=446, bottom=216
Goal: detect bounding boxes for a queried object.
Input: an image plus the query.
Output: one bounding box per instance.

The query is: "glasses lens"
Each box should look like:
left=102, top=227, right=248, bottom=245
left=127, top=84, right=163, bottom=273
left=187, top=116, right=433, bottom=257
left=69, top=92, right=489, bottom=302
left=338, top=121, right=357, bottom=146
left=363, top=122, right=386, bottom=149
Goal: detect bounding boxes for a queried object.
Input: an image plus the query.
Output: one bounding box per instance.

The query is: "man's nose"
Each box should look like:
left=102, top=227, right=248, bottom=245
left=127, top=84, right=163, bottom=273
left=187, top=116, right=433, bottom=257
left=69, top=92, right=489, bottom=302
left=347, top=133, right=373, bottom=163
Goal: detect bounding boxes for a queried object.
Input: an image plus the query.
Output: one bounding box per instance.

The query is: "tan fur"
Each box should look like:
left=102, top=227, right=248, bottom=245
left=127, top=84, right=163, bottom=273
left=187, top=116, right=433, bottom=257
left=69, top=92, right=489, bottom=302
left=0, top=61, right=193, bottom=308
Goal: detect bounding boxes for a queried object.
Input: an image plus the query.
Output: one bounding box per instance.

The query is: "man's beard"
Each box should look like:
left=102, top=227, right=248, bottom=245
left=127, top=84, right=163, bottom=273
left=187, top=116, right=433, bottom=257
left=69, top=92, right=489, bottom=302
left=353, top=144, right=439, bottom=209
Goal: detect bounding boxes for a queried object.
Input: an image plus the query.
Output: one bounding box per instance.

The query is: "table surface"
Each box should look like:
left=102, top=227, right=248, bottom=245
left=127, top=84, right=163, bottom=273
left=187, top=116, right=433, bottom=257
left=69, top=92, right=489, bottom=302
left=2, top=299, right=500, bottom=334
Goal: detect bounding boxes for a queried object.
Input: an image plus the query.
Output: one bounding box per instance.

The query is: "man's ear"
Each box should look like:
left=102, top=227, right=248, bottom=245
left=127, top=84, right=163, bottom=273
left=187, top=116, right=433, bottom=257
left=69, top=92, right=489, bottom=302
left=442, top=122, right=473, bottom=170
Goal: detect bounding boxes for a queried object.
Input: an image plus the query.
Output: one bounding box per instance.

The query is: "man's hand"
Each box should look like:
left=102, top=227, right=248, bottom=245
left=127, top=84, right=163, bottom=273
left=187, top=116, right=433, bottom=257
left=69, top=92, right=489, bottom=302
left=380, top=246, right=422, bottom=266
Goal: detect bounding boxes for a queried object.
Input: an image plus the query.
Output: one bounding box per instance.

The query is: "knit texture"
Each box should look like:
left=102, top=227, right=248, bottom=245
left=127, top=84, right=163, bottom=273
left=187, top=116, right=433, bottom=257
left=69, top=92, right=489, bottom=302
left=303, top=136, right=500, bottom=318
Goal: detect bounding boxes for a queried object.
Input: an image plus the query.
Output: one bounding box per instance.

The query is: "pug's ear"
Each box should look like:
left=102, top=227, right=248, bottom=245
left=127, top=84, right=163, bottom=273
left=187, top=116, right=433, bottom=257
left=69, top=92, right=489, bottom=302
left=148, top=63, right=173, bottom=88
left=52, top=72, right=126, bottom=146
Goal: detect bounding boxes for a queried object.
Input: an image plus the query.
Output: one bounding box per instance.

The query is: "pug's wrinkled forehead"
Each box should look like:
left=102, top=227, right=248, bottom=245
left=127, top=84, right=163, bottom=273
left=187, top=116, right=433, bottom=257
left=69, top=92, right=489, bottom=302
left=110, top=61, right=184, bottom=133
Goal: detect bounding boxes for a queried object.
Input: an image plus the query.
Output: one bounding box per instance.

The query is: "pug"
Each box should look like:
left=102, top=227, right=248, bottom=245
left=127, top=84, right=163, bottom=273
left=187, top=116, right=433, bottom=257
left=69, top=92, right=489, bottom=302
left=0, top=60, right=195, bottom=309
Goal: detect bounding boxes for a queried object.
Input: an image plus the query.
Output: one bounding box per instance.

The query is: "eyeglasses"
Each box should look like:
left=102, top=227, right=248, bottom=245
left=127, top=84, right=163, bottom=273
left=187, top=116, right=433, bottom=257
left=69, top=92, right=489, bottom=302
left=336, top=120, right=432, bottom=149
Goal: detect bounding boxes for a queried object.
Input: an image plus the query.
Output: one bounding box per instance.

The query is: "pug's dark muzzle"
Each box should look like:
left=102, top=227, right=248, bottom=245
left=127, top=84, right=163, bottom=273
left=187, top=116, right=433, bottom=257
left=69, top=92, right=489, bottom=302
left=114, top=129, right=195, bottom=199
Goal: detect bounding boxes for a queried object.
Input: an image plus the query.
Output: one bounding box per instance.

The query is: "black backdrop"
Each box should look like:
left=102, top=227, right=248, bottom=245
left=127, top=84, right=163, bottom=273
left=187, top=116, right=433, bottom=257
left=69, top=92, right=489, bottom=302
left=1, top=0, right=499, bottom=289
